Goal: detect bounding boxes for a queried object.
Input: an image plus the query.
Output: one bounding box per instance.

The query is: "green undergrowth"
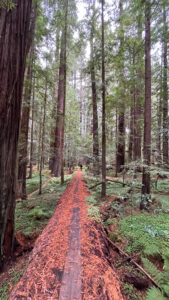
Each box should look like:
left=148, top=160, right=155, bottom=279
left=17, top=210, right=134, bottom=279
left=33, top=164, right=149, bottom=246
left=85, top=196, right=102, bottom=222
left=0, top=173, right=72, bottom=300
left=0, top=263, right=29, bottom=300
left=85, top=174, right=169, bottom=300
left=26, top=176, right=47, bottom=194
left=119, top=213, right=169, bottom=256
left=0, top=282, right=9, bottom=300
left=16, top=176, right=71, bottom=236
left=119, top=214, right=169, bottom=298
left=152, top=180, right=169, bottom=194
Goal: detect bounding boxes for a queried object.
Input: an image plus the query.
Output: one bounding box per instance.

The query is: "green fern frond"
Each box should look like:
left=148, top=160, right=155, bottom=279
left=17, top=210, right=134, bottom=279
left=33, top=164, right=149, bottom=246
left=163, top=250, right=169, bottom=270
left=144, top=287, right=168, bottom=300
left=144, top=243, right=160, bottom=257
left=142, top=257, right=163, bottom=285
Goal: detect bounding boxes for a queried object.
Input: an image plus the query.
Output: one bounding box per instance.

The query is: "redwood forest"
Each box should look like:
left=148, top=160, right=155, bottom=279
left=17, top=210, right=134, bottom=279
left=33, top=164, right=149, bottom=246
left=0, top=0, right=169, bottom=299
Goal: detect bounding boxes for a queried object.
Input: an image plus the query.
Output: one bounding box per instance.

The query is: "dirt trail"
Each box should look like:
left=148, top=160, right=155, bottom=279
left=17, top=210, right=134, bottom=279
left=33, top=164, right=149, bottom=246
left=10, top=171, right=123, bottom=300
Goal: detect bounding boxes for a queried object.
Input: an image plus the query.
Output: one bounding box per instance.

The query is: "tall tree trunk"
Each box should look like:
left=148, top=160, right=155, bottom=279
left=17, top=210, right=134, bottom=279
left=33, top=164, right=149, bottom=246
left=49, top=29, right=60, bottom=172
left=18, top=49, right=33, bottom=199
left=29, top=76, right=35, bottom=179
left=37, top=105, right=43, bottom=171
left=39, top=80, right=47, bottom=195
left=90, top=0, right=99, bottom=176
left=128, top=106, right=134, bottom=162
left=101, top=0, right=106, bottom=197
left=116, top=112, right=125, bottom=173
left=133, top=104, right=142, bottom=161
left=53, top=0, right=68, bottom=177
left=116, top=0, right=125, bottom=174
left=133, top=15, right=143, bottom=162
left=0, top=1, right=32, bottom=270
left=157, top=97, right=162, bottom=164
left=115, top=108, right=118, bottom=177
left=162, top=4, right=168, bottom=166
left=141, top=0, right=151, bottom=209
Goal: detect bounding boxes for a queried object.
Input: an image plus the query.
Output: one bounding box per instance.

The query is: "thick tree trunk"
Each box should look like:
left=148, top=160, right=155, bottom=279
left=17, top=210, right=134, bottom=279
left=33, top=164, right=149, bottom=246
left=53, top=0, right=68, bottom=177
left=101, top=0, right=106, bottom=197
left=90, top=0, right=99, bottom=176
left=0, top=1, right=32, bottom=269
left=18, top=49, right=33, bottom=199
left=162, top=5, right=168, bottom=166
left=141, top=1, right=151, bottom=209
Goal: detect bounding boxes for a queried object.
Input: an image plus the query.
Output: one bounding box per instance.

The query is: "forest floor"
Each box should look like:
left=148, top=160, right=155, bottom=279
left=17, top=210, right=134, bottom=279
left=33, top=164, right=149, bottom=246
left=1, top=169, right=169, bottom=300
left=8, top=170, right=123, bottom=300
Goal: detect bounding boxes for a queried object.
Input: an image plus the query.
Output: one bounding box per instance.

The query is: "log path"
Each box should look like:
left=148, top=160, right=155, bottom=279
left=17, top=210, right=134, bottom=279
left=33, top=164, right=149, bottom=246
left=10, top=171, right=123, bottom=300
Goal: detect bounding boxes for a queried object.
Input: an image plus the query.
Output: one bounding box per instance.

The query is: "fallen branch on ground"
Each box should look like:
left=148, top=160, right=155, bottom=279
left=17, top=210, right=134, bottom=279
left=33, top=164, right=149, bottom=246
left=103, top=231, right=160, bottom=289
left=89, top=179, right=141, bottom=191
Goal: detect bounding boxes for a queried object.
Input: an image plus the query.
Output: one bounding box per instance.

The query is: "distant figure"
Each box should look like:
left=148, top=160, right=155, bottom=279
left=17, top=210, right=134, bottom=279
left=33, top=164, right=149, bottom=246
left=79, top=164, right=83, bottom=171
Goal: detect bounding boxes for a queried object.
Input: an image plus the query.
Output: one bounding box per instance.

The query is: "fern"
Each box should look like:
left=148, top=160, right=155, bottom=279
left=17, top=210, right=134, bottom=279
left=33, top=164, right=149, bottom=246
left=163, top=250, right=169, bottom=270
left=144, top=287, right=168, bottom=300
left=142, top=257, right=169, bottom=298
left=85, top=196, right=97, bottom=205
left=87, top=205, right=101, bottom=222
left=144, top=243, right=160, bottom=257
left=142, top=257, right=163, bottom=286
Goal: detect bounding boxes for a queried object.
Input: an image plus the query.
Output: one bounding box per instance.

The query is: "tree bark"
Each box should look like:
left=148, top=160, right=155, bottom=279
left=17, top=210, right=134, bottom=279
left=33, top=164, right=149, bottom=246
left=90, top=0, right=99, bottom=176
left=128, top=106, right=134, bottom=162
left=101, top=0, right=106, bottom=197
left=49, top=29, right=60, bottom=172
left=162, top=4, right=168, bottom=166
left=39, top=80, right=47, bottom=195
left=18, top=49, right=33, bottom=199
left=29, top=76, right=35, bottom=179
left=141, top=0, right=151, bottom=209
left=116, top=0, right=125, bottom=174
left=53, top=0, right=68, bottom=177
left=0, top=0, right=32, bottom=269
left=133, top=15, right=143, bottom=162
left=133, top=104, right=142, bottom=161
left=157, top=55, right=162, bottom=165
left=18, top=2, right=36, bottom=187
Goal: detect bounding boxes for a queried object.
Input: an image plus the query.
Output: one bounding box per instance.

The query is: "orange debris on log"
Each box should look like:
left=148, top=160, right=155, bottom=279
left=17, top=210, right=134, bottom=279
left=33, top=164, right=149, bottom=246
left=10, top=171, right=123, bottom=299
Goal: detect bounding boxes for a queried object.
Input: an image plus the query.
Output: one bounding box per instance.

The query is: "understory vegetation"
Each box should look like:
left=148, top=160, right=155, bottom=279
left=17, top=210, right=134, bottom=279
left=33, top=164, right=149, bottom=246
left=0, top=170, right=72, bottom=300
left=84, top=172, right=169, bottom=300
